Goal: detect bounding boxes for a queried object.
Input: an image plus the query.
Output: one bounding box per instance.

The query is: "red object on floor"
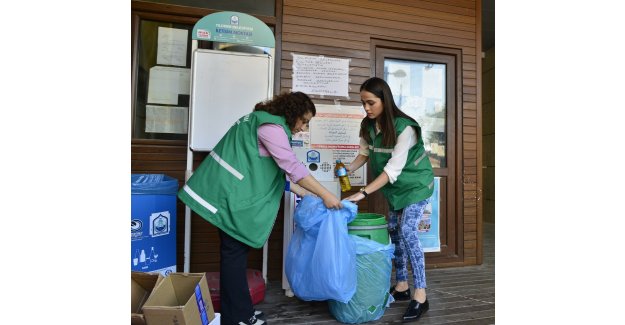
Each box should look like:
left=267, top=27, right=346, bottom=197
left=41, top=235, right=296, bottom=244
left=205, top=269, right=266, bottom=312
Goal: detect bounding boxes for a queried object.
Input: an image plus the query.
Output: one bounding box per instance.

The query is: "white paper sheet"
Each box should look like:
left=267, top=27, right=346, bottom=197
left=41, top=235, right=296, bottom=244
left=291, top=54, right=349, bottom=97
left=145, top=105, right=188, bottom=134
left=147, top=66, right=190, bottom=105
left=157, top=27, right=188, bottom=67
left=309, top=104, right=366, bottom=186
left=309, top=104, right=364, bottom=149
left=332, top=149, right=366, bottom=186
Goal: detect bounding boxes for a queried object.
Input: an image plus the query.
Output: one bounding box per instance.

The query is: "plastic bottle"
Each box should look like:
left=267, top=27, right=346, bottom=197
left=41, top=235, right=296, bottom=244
left=335, top=159, right=352, bottom=192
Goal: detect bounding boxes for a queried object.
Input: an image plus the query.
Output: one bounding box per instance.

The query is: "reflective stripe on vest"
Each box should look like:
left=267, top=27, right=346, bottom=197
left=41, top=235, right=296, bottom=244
left=413, top=151, right=428, bottom=166
left=210, top=151, right=244, bottom=180
left=183, top=185, right=218, bottom=214
left=373, top=147, right=394, bottom=153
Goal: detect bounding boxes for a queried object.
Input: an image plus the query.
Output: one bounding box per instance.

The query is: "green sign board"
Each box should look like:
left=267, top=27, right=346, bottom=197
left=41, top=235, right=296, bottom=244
left=192, top=11, right=275, bottom=48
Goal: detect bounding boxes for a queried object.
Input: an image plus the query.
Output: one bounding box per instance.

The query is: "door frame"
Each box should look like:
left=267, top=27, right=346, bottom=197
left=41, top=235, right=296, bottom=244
left=370, top=38, right=465, bottom=265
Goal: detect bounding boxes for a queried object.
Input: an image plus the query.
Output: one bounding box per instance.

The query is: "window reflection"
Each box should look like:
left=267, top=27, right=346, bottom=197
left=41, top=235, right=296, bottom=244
left=132, top=17, right=276, bottom=140
left=383, top=59, right=447, bottom=168
left=134, top=20, right=193, bottom=140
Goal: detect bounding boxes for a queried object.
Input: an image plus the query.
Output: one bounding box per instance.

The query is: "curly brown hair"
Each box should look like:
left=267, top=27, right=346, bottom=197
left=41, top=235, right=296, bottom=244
left=254, top=91, right=316, bottom=130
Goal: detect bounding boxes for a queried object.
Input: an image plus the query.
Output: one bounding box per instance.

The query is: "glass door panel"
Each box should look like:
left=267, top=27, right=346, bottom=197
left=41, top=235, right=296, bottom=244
left=383, top=59, right=447, bottom=168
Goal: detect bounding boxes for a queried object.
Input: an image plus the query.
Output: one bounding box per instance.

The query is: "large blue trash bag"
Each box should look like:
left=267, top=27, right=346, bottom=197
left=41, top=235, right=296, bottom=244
left=285, top=195, right=358, bottom=303
left=329, top=235, right=395, bottom=323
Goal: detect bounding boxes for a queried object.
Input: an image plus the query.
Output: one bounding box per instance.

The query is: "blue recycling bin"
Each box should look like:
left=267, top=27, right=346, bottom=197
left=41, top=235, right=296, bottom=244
left=131, top=174, right=179, bottom=276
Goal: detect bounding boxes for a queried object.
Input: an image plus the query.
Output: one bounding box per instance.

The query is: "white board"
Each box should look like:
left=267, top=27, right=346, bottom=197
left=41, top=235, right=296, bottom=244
left=189, top=49, right=273, bottom=151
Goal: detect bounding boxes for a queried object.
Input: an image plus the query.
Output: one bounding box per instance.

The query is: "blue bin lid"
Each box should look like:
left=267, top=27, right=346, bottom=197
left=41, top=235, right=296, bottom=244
left=131, top=174, right=179, bottom=195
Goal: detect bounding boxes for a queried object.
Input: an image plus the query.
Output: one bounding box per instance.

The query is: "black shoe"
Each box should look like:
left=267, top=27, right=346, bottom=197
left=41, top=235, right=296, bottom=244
left=254, top=310, right=265, bottom=319
left=402, top=299, right=429, bottom=322
left=238, top=315, right=266, bottom=325
left=389, top=285, right=411, bottom=301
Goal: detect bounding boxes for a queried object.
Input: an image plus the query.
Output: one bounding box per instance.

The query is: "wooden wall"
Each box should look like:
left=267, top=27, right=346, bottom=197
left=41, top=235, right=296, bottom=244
left=482, top=47, right=495, bottom=223
left=279, top=0, right=482, bottom=267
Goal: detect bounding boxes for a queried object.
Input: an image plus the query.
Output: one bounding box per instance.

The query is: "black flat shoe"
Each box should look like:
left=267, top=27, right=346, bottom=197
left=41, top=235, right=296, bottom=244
left=389, top=285, right=411, bottom=301
left=402, top=299, right=429, bottom=322
left=238, top=315, right=266, bottom=325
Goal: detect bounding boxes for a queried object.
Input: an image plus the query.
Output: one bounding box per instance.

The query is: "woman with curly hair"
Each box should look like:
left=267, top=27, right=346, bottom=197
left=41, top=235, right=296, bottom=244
left=178, top=91, right=341, bottom=325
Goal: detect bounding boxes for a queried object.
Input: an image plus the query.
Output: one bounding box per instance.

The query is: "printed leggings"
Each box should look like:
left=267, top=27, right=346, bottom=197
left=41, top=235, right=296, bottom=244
left=388, top=199, right=429, bottom=289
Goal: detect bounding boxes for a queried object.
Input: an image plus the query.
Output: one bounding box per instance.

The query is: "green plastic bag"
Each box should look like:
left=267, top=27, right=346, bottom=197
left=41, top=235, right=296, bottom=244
left=328, top=235, right=395, bottom=323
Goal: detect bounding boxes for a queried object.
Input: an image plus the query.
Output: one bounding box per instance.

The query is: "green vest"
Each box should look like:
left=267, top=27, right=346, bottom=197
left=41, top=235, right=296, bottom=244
left=367, top=117, right=434, bottom=210
left=178, top=111, right=291, bottom=248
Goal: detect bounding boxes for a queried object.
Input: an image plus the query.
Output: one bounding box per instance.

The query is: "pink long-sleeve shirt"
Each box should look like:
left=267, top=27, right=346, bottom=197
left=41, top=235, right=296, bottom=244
left=257, top=124, right=309, bottom=183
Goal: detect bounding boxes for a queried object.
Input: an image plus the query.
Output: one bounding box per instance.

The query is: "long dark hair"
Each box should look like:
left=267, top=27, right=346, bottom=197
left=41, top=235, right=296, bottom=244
left=254, top=91, right=316, bottom=130
left=359, top=77, right=416, bottom=147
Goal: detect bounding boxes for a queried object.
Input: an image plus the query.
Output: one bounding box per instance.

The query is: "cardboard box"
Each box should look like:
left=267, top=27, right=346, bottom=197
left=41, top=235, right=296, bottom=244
left=132, top=271, right=165, bottom=325
left=142, top=273, right=215, bottom=325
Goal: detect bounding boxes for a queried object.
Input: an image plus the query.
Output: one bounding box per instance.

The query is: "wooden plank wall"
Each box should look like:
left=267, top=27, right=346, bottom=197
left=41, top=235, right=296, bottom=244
left=482, top=47, right=495, bottom=224
left=279, top=0, right=481, bottom=267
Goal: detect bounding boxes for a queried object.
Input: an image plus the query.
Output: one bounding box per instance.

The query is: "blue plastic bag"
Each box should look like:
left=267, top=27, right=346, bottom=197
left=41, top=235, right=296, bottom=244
left=329, top=235, right=395, bottom=323
left=285, top=195, right=358, bottom=303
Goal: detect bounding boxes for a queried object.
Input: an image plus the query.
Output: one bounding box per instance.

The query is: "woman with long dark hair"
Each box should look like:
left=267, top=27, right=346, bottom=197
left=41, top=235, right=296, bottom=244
left=345, top=77, right=434, bottom=322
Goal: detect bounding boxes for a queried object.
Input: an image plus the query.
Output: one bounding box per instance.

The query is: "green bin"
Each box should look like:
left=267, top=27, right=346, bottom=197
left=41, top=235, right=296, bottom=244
left=348, top=213, right=389, bottom=245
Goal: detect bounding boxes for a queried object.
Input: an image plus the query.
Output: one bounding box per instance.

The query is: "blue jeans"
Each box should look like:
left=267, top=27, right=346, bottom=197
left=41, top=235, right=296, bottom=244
left=388, top=199, right=429, bottom=289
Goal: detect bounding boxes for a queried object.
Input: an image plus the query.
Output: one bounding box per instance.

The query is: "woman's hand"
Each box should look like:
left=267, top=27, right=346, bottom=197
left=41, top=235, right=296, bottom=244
left=295, top=175, right=342, bottom=209
left=321, top=194, right=343, bottom=209
left=345, top=192, right=366, bottom=203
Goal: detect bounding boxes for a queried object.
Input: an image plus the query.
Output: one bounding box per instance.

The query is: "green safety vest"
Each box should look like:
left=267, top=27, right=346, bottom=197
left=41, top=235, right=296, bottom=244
left=178, top=111, right=291, bottom=248
left=367, top=117, right=434, bottom=210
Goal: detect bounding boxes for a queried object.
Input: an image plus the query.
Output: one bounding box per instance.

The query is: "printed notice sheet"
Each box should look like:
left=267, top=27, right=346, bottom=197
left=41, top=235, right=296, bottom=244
left=147, top=66, right=190, bottom=105
left=157, top=27, right=188, bottom=67
left=421, top=177, right=441, bottom=252
left=145, top=105, right=188, bottom=134
left=291, top=54, right=349, bottom=97
left=309, top=104, right=366, bottom=185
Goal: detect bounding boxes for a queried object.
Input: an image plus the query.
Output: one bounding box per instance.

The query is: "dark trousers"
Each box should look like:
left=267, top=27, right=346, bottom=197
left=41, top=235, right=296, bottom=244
left=219, top=229, right=254, bottom=325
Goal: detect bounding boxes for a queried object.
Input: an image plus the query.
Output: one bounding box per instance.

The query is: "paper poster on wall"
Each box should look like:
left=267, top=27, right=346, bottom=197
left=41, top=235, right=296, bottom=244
left=332, top=150, right=366, bottom=186
left=290, top=131, right=310, bottom=148
left=291, top=54, right=349, bottom=97
left=157, top=27, right=188, bottom=67
left=145, top=105, right=188, bottom=134
left=309, top=105, right=363, bottom=149
left=309, top=104, right=366, bottom=186
left=147, top=66, right=190, bottom=105
left=420, top=177, right=441, bottom=252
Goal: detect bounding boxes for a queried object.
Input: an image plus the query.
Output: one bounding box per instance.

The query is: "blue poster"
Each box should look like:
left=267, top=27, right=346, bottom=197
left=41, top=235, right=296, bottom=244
left=419, top=177, right=440, bottom=252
